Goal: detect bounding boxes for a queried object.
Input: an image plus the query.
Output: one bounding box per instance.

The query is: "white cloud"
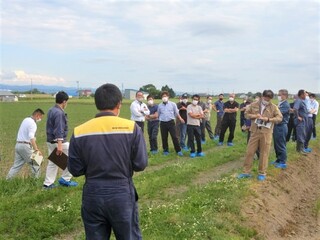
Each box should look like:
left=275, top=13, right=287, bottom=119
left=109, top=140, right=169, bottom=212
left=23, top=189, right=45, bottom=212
left=0, top=70, right=66, bottom=85
left=1, top=0, right=319, bottom=93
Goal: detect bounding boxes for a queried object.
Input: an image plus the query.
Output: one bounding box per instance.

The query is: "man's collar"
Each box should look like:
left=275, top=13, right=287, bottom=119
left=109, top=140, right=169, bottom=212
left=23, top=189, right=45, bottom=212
left=55, top=104, right=64, bottom=111
left=95, top=111, right=116, bottom=118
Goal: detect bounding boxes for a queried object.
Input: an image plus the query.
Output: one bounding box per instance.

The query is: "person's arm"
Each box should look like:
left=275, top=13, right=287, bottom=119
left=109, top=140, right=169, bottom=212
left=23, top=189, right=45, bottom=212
left=188, top=106, right=203, bottom=119
left=293, top=100, right=303, bottom=121
left=245, top=104, right=258, bottom=120
left=177, top=103, right=187, bottom=111
left=150, top=111, right=158, bottom=119
left=28, top=123, right=41, bottom=155
left=280, top=102, right=290, bottom=115
left=240, top=104, right=246, bottom=112
left=268, top=106, right=283, bottom=124
left=54, top=112, right=66, bottom=155
left=142, top=103, right=150, bottom=116
left=131, top=125, right=148, bottom=172
left=174, top=103, right=185, bottom=123
left=199, top=107, right=204, bottom=118
left=212, top=103, right=218, bottom=112
left=68, top=134, right=86, bottom=177
left=188, top=111, right=202, bottom=119
left=130, top=102, right=144, bottom=117
left=30, top=138, right=42, bottom=155
left=230, top=103, right=239, bottom=113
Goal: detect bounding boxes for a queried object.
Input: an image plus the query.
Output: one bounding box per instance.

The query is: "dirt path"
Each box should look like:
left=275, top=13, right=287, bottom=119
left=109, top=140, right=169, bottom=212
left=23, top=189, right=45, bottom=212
left=56, top=140, right=319, bottom=240
left=242, top=149, right=320, bottom=240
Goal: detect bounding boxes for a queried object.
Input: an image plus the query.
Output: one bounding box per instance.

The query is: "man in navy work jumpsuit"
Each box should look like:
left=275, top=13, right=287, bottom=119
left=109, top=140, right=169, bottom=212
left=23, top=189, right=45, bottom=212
left=293, top=89, right=309, bottom=153
left=272, top=89, right=290, bottom=169
left=68, top=83, right=148, bottom=240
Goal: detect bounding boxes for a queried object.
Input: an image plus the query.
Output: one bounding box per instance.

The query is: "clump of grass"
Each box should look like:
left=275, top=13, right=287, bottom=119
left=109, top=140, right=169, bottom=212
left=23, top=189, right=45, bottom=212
left=140, top=176, right=257, bottom=239
left=314, top=199, right=320, bottom=217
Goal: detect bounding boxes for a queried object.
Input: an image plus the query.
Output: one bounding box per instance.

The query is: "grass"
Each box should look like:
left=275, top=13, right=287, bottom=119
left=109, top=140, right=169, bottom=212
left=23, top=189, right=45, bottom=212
left=0, top=98, right=318, bottom=239
left=314, top=199, right=320, bottom=218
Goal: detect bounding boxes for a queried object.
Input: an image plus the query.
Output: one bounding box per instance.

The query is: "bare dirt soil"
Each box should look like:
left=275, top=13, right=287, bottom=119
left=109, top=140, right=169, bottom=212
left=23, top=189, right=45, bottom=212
left=242, top=149, right=320, bottom=240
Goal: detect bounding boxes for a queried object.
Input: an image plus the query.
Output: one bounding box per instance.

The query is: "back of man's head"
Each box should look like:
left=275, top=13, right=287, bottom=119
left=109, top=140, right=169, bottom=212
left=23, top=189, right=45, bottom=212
left=56, top=91, right=69, bottom=104
left=32, top=108, right=45, bottom=115
left=95, top=84, right=122, bottom=110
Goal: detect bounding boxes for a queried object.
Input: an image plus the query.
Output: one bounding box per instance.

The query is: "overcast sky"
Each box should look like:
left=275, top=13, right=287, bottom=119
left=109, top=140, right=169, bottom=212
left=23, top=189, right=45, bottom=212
left=1, top=0, right=319, bottom=94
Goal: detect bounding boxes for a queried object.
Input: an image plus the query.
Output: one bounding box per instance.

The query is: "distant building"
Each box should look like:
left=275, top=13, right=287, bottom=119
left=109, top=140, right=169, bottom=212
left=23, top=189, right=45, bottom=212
left=198, top=93, right=210, bottom=98
left=124, top=89, right=148, bottom=100
left=0, top=90, right=18, bottom=102
left=77, top=89, right=92, bottom=97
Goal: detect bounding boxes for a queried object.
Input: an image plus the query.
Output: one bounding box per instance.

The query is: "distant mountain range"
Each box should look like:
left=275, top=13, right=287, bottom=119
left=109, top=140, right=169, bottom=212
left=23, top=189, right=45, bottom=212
left=0, top=84, right=90, bottom=96
left=0, top=84, right=188, bottom=97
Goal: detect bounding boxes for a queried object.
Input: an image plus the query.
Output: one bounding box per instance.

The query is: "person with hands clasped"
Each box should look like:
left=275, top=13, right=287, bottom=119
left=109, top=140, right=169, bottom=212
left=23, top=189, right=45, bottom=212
left=187, top=94, right=205, bottom=158
left=176, top=93, right=190, bottom=151
left=145, top=95, right=159, bottom=154
left=218, top=93, right=239, bottom=146
left=130, top=91, right=150, bottom=133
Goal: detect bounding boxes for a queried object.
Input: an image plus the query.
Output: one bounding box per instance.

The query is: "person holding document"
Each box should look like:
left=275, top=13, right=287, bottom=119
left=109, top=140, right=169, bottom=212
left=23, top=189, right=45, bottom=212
left=68, top=83, right=148, bottom=240
left=6, top=108, right=44, bottom=179
left=43, top=91, right=78, bottom=189
left=238, top=90, right=282, bottom=181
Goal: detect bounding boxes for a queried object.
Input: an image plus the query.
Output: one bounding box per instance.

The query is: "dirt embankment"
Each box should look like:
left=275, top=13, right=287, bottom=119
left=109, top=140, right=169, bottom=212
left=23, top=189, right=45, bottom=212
left=242, top=149, right=320, bottom=240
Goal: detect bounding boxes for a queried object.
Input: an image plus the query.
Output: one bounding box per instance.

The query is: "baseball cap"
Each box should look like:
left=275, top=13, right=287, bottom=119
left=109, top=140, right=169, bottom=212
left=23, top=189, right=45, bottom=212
left=182, top=93, right=188, bottom=99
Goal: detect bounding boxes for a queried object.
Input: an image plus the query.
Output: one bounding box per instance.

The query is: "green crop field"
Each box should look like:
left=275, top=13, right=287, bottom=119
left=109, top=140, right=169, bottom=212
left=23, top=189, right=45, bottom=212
left=0, top=98, right=318, bottom=240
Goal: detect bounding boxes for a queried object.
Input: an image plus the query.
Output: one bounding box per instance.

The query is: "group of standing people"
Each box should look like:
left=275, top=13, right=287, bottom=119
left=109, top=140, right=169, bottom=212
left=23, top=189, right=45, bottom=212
left=131, top=91, right=206, bottom=157
left=7, top=85, right=148, bottom=240
left=238, top=89, right=318, bottom=181
left=130, top=90, right=246, bottom=157
left=5, top=84, right=319, bottom=239
left=130, top=88, right=318, bottom=183
left=7, top=91, right=78, bottom=188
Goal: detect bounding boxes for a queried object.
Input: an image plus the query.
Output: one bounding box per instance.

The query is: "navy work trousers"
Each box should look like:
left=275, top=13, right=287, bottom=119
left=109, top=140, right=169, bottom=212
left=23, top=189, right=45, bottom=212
left=81, top=181, right=142, bottom=240
left=294, top=118, right=306, bottom=152
left=273, top=124, right=288, bottom=164
left=304, top=117, right=314, bottom=148
left=187, top=125, right=202, bottom=154
left=147, top=121, right=159, bottom=151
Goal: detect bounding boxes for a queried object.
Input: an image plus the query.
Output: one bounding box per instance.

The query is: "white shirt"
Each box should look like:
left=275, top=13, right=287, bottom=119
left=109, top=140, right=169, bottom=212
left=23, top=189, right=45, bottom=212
left=310, top=99, right=319, bottom=115
left=130, top=100, right=150, bottom=122
left=187, top=104, right=203, bottom=126
left=16, top=117, right=37, bottom=142
left=260, top=102, right=266, bottom=115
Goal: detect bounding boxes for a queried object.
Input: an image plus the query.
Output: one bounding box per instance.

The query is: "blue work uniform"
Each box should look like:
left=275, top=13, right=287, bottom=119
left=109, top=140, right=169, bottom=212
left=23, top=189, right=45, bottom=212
left=273, top=100, right=290, bottom=164
left=293, top=99, right=308, bottom=152
left=68, top=112, right=148, bottom=240
left=46, top=104, right=68, bottom=142
left=147, top=104, right=159, bottom=152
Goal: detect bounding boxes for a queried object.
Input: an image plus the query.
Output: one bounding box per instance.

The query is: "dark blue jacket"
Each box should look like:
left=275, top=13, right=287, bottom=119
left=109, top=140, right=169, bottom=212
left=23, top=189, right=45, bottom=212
left=277, top=100, right=290, bottom=125
left=68, top=112, right=148, bottom=185
left=46, top=104, right=68, bottom=142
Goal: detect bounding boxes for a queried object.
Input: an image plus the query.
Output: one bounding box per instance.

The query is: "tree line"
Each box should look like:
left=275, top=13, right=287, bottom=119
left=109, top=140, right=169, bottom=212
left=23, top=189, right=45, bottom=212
left=139, top=84, right=175, bottom=99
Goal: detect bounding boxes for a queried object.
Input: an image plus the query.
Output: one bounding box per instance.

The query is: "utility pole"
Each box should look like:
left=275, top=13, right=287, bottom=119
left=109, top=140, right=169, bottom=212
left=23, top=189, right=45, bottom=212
left=30, top=78, right=33, bottom=100
left=121, top=83, right=124, bottom=97
left=76, top=81, right=79, bottom=98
